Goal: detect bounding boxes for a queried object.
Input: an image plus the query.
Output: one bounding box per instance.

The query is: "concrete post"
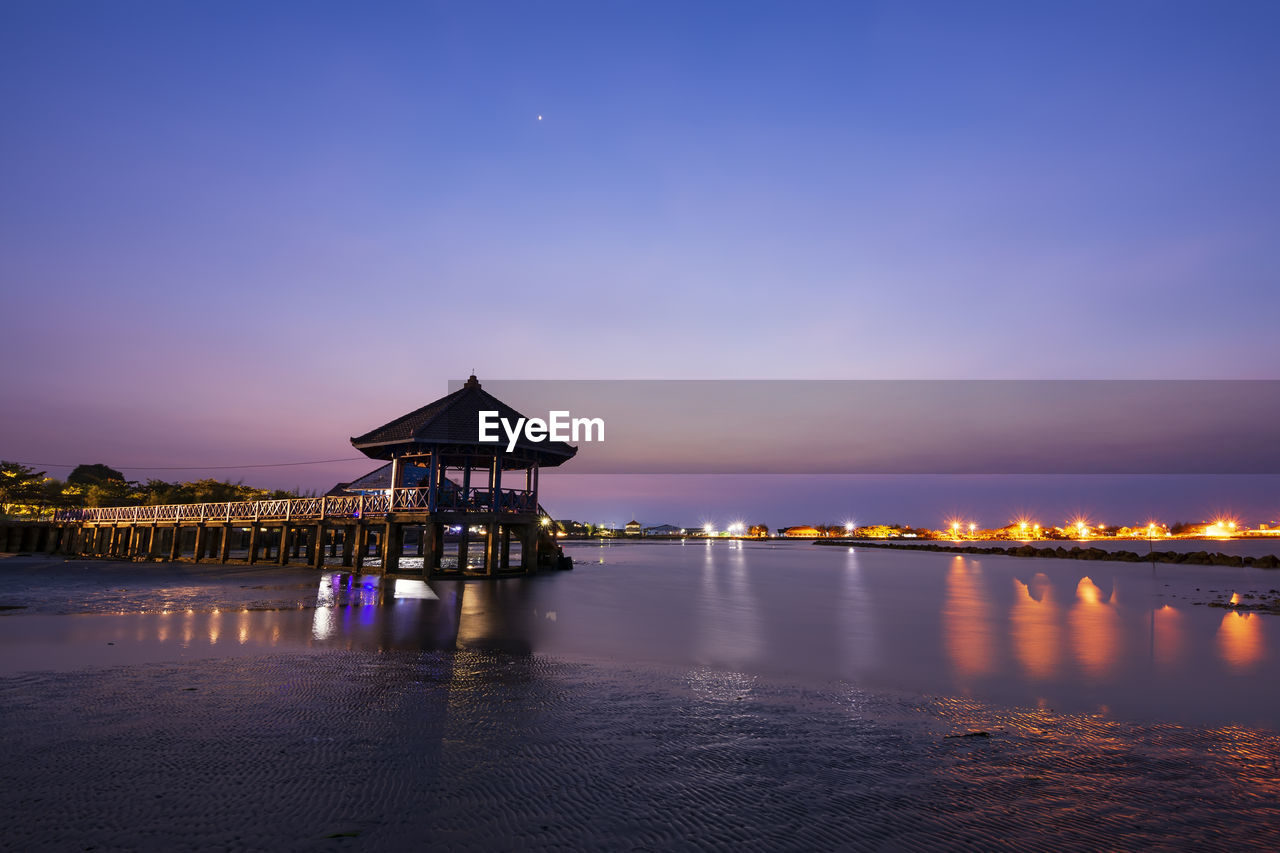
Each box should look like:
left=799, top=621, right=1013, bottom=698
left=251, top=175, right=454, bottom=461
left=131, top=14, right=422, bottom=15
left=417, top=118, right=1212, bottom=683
left=312, top=523, right=325, bottom=570
left=521, top=524, right=535, bottom=572
left=353, top=523, right=366, bottom=571
left=248, top=525, right=259, bottom=564
left=341, top=525, right=354, bottom=567
left=277, top=524, right=291, bottom=565
left=219, top=526, right=232, bottom=563
left=382, top=521, right=401, bottom=574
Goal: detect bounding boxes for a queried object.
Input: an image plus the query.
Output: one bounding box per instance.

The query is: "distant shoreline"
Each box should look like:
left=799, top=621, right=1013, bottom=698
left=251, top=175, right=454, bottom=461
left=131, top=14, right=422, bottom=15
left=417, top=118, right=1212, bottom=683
left=818, top=538, right=1280, bottom=569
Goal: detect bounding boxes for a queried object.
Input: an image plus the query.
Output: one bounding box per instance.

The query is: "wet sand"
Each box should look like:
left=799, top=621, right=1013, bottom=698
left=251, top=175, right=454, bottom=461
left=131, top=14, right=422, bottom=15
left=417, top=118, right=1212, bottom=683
left=2, top=550, right=1280, bottom=850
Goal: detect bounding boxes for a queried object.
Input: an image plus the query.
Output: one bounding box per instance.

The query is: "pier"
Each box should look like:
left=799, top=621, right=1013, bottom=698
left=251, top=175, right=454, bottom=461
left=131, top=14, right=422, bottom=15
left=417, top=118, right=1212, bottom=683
left=38, top=376, right=576, bottom=577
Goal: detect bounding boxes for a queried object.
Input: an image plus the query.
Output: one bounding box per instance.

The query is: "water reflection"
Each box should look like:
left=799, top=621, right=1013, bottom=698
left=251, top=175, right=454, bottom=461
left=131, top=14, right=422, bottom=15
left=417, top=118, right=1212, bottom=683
left=1218, top=611, right=1265, bottom=671
left=841, top=548, right=878, bottom=672
left=11, top=543, right=1280, bottom=727
left=943, top=557, right=995, bottom=679
left=695, top=540, right=761, bottom=667
left=1151, top=605, right=1183, bottom=670
left=1069, top=577, right=1120, bottom=681
left=1010, top=574, right=1061, bottom=680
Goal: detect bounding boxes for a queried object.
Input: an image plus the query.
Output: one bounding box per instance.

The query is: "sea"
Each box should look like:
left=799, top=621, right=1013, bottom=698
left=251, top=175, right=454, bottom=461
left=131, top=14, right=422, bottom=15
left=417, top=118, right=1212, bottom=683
left=1, top=540, right=1278, bottom=850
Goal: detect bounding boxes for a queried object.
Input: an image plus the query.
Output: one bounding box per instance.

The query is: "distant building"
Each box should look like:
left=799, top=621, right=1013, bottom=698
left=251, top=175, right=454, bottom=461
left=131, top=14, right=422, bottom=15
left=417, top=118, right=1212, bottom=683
left=781, top=526, right=823, bottom=538
left=625, top=519, right=642, bottom=536
left=643, top=524, right=683, bottom=536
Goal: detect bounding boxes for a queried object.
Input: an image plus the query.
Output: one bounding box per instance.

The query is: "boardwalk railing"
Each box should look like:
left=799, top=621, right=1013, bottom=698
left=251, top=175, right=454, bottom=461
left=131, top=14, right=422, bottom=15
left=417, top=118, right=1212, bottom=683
left=53, top=488, right=538, bottom=524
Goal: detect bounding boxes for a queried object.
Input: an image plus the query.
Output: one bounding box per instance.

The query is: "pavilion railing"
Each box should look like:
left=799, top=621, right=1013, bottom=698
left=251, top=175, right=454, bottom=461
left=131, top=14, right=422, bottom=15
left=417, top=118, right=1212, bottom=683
left=52, top=488, right=538, bottom=525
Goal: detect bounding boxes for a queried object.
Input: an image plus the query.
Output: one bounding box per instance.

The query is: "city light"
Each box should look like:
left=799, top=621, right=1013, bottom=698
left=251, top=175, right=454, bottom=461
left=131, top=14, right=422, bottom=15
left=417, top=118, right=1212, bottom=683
left=1205, top=517, right=1239, bottom=538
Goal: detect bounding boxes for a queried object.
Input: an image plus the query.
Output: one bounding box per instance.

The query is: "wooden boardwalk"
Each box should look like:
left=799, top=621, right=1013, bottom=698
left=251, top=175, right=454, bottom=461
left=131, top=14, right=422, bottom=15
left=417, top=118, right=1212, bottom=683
left=17, top=487, right=555, bottom=577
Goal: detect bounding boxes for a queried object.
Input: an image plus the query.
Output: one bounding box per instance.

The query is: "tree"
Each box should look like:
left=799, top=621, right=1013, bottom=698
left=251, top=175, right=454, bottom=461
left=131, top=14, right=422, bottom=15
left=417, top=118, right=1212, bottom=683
left=0, top=462, right=46, bottom=516
left=68, top=463, right=126, bottom=486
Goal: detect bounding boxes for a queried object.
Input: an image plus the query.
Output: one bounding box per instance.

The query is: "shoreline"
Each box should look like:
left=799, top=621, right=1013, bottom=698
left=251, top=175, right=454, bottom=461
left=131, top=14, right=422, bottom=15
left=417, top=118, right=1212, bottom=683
left=820, top=537, right=1280, bottom=569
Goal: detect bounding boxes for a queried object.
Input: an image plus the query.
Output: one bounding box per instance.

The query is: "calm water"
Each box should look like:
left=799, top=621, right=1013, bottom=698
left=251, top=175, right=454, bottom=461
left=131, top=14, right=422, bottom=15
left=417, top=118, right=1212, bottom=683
left=4, top=547, right=1280, bottom=850
left=848, top=536, right=1280, bottom=558
left=2, top=541, right=1277, bottom=728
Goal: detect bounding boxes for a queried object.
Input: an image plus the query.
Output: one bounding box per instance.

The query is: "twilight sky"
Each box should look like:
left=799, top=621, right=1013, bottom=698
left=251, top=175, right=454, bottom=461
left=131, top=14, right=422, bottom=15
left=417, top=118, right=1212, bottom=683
left=1, top=2, right=1277, bottom=524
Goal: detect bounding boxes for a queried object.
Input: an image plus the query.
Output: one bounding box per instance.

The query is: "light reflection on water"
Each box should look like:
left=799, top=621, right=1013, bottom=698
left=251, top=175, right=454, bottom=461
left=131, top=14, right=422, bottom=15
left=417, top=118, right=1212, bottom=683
left=1069, top=577, right=1120, bottom=680
left=1218, top=611, right=1265, bottom=671
left=1010, top=573, right=1061, bottom=681
left=5, top=542, right=1280, bottom=727
left=1152, top=605, right=1183, bottom=670
left=943, top=557, right=994, bottom=678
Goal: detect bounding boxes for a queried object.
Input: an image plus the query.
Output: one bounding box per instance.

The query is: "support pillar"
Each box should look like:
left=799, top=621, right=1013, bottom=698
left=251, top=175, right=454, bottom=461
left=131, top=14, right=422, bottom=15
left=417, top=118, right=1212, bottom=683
left=219, top=526, right=232, bottom=563
left=383, top=521, right=402, bottom=574
left=248, top=525, right=259, bottom=564
left=341, top=525, right=354, bottom=567
left=312, top=523, right=325, bottom=570
left=353, top=523, right=366, bottom=571
left=277, top=524, right=291, bottom=566
left=192, top=525, right=205, bottom=564
left=148, top=525, right=162, bottom=560
left=485, top=524, right=499, bottom=577
left=169, top=526, right=182, bottom=562
left=521, top=524, right=536, bottom=572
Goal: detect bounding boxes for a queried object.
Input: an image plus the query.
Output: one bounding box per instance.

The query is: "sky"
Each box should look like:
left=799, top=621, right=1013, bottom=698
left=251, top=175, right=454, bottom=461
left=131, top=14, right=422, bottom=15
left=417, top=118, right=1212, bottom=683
left=1, top=1, right=1277, bottom=525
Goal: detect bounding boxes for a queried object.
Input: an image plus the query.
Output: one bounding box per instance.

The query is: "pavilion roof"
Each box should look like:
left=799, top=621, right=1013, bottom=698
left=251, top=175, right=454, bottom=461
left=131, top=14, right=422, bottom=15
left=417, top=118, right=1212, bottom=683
left=350, top=375, right=578, bottom=466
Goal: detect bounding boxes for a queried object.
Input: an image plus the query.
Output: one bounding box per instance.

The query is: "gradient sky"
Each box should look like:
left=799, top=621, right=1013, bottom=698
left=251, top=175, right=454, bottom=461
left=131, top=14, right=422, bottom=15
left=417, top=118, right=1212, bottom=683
left=2, top=2, right=1277, bottom=523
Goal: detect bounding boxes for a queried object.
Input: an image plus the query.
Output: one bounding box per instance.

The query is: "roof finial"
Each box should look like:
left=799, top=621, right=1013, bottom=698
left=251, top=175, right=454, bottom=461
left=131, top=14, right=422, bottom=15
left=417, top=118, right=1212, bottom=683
left=464, top=373, right=480, bottom=389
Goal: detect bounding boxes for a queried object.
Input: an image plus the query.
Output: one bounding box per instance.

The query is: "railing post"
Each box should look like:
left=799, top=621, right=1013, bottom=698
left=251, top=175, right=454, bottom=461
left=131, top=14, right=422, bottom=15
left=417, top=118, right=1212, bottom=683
left=320, top=496, right=328, bottom=521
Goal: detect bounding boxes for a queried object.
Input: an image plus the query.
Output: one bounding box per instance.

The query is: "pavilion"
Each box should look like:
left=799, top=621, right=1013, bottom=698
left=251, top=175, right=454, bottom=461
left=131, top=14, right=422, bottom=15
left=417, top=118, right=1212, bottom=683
left=348, top=375, right=576, bottom=576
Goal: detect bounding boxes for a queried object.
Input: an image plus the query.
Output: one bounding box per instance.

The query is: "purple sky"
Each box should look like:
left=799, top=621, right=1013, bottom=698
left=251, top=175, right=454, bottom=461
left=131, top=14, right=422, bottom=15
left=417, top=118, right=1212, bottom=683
left=2, top=2, right=1278, bottom=524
